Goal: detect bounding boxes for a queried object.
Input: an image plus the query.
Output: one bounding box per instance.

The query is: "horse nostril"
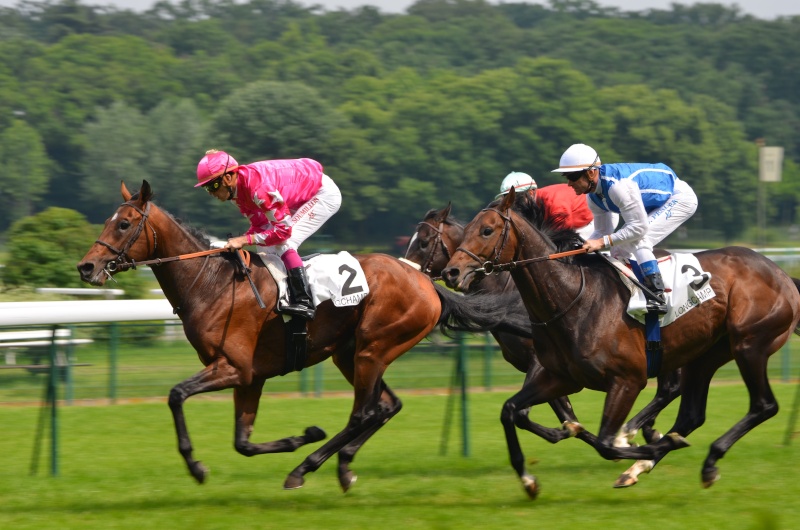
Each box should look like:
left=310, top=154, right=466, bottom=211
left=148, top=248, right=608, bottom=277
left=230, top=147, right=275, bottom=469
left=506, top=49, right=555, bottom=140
left=77, top=262, right=94, bottom=278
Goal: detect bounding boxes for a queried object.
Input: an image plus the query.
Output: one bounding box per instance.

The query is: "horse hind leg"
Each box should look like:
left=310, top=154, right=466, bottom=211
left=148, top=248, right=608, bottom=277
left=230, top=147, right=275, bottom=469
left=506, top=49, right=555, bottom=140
left=700, top=346, right=779, bottom=488
left=336, top=383, right=402, bottom=492
left=283, top=353, right=400, bottom=491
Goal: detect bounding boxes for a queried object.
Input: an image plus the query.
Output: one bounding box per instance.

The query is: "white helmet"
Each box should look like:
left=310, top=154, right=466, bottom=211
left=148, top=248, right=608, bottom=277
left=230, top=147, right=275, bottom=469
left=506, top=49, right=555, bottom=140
left=496, top=172, right=537, bottom=199
left=552, top=143, right=600, bottom=173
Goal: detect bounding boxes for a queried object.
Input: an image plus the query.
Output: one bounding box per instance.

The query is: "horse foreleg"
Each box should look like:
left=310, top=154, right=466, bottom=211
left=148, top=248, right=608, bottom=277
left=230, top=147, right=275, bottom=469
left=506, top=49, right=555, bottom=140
left=168, top=362, right=241, bottom=484
left=500, top=373, right=584, bottom=499
left=233, top=384, right=327, bottom=457
left=336, top=383, right=402, bottom=492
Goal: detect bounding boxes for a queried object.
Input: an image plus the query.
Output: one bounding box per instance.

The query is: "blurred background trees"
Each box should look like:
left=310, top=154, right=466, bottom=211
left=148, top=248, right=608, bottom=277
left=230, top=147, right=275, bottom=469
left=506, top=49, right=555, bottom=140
left=0, top=0, right=798, bottom=253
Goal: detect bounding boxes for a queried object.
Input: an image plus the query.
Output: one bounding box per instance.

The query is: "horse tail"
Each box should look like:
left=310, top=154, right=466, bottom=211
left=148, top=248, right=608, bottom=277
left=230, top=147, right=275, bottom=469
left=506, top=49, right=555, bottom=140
left=433, top=283, right=532, bottom=338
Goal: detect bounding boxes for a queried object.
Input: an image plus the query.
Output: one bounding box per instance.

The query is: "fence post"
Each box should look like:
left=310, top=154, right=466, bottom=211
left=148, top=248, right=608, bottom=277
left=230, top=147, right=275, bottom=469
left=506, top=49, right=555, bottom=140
left=314, top=363, right=323, bottom=397
left=109, top=322, right=118, bottom=403
left=458, top=332, right=470, bottom=457
left=483, top=332, right=493, bottom=391
left=782, top=341, right=790, bottom=382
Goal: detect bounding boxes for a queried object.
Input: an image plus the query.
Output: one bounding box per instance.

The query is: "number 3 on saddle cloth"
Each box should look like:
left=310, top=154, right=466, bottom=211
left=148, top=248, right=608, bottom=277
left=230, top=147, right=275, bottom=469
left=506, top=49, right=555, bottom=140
left=259, top=251, right=371, bottom=374
left=608, top=253, right=716, bottom=377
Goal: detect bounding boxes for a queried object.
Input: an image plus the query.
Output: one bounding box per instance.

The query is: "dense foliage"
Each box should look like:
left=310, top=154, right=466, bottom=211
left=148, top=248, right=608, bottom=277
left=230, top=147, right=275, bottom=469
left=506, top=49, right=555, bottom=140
left=0, top=0, right=798, bottom=247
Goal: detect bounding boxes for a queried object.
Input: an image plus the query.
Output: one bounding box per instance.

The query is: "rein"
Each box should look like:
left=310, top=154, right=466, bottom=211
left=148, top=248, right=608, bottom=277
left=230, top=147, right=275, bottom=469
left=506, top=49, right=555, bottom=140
left=454, top=206, right=588, bottom=326
left=108, top=247, right=229, bottom=272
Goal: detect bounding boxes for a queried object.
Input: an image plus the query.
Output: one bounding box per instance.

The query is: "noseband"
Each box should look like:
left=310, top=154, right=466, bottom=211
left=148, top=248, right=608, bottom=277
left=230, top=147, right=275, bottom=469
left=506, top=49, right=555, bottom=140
left=95, top=201, right=156, bottom=272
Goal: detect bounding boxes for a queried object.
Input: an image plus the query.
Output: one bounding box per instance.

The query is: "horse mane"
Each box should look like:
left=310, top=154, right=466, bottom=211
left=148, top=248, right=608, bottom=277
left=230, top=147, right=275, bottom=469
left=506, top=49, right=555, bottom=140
left=487, top=195, right=594, bottom=266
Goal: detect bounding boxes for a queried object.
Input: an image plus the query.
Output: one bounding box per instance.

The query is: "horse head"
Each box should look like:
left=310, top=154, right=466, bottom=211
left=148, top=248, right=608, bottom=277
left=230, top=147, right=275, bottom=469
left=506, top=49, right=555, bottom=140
left=77, top=180, right=158, bottom=285
left=404, top=202, right=465, bottom=276
left=442, top=188, right=523, bottom=291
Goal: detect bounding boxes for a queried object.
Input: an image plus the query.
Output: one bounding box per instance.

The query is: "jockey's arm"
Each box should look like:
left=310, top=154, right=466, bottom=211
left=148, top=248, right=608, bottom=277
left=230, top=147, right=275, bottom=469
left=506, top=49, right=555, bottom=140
left=607, top=180, right=648, bottom=245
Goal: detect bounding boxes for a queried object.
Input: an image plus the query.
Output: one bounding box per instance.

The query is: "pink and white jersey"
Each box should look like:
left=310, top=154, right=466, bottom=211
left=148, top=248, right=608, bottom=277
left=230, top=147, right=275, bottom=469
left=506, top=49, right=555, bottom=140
left=234, top=158, right=324, bottom=246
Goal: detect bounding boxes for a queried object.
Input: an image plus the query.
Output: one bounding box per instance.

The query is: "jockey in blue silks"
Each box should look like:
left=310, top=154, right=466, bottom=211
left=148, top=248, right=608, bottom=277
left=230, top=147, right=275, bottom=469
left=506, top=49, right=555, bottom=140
left=552, top=143, right=698, bottom=314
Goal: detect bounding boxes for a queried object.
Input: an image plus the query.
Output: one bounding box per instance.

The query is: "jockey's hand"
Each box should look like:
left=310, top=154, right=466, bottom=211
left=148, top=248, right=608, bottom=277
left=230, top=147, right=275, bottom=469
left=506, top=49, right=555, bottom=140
left=225, top=235, right=249, bottom=250
left=582, top=238, right=606, bottom=253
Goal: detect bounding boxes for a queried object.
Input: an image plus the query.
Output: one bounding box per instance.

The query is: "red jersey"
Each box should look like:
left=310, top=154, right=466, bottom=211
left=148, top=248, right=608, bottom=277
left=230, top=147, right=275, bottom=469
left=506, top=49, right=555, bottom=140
left=537, top=183, right=593, bottom=230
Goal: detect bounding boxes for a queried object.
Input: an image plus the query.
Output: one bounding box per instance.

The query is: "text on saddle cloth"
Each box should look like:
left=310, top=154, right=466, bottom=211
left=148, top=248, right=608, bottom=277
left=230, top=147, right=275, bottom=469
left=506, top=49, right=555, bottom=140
left=259, top=251, right=370, bottom=310
left=609, top=253, right=716, bottom=327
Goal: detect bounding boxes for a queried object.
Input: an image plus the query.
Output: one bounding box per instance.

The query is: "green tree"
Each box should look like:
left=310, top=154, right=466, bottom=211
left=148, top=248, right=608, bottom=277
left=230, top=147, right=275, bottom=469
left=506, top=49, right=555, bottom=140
left=0, top=119, right=51, bottom=231
left=1, top=207, right=97, bottom=288
left=80, top=100, right=149, bottom=221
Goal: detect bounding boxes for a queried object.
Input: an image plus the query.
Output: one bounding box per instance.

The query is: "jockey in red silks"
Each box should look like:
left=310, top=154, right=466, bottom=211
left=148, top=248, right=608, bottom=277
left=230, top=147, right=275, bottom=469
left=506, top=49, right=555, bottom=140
left=195, top=149, right=342, bottom=319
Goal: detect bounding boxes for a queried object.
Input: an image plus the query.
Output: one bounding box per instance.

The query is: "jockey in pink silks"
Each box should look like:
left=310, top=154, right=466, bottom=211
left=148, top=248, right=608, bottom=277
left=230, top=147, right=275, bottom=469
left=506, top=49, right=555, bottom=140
left=195, top=149, right=342, bottom=319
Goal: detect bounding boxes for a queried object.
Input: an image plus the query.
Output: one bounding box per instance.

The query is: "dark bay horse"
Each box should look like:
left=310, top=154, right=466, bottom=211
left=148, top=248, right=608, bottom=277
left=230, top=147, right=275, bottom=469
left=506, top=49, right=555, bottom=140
left=405, top=203, right=683, bottom=488
left=77, top=181, right=533, bottom=492
left=442, top=188, right=800, bottom=498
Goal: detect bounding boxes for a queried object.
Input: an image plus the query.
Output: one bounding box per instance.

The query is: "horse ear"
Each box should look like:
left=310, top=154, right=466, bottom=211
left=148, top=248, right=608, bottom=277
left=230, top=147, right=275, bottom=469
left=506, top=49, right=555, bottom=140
left=501, top=186, right=516, bottom=210
left=120, top=181, right=132, bottom=201
left=140, top=180, right=153, bottom=203
left=436, top=202, right=452, bottom=223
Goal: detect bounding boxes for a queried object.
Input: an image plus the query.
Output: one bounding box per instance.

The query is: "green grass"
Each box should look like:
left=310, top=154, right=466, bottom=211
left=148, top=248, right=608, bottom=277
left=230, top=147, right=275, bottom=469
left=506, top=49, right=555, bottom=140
left=0, top=383, right=797, bottom=529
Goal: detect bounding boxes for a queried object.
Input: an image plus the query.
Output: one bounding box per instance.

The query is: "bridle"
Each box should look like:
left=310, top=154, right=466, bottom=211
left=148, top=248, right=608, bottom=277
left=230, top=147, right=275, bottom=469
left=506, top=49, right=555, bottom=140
left=453, top=206, right=586, bottom=326
left=95, top=201, right=157, bottom=274
left=409, top=218, right=460, bottom=275
left=454, top=207, right=515, bottom=276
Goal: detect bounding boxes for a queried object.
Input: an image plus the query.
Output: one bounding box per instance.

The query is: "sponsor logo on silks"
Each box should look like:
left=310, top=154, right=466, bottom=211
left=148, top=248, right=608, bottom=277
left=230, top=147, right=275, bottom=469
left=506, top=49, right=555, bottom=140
left=292, top=197, right=319, bottom=223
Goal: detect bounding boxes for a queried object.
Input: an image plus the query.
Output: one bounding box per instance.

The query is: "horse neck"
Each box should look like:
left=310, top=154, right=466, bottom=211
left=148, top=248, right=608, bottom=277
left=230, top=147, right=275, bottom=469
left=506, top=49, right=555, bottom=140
left=146, top=208, right=228, bottom=313
left=508, top=211, right=583, bottom=323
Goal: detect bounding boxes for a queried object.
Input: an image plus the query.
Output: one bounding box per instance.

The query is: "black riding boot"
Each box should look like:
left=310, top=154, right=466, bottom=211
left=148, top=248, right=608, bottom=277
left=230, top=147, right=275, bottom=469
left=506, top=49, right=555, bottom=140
left=642, top=272, right=667, bottom=315
left=284, top=266, right=316, bottom=320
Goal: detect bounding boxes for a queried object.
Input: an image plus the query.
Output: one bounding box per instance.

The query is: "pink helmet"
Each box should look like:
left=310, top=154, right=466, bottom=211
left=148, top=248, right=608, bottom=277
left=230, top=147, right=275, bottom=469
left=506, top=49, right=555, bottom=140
left=195, top=150, right=239, bottom=187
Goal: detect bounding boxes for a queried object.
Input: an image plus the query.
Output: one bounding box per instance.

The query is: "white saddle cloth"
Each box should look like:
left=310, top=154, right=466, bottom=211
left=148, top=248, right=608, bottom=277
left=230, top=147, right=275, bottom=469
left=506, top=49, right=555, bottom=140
left=259, top=251, right=370, bottom=310
left=609, top=253, right=716, bottom=327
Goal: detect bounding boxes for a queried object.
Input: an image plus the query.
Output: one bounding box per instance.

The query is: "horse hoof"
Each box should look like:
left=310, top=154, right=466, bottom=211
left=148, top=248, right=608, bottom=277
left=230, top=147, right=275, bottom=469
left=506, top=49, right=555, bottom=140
left=521, top=474, right=540, bottom=500
left=339, top=471, right=357, bottom=493
left=701, top=468, right=720, bottom=488
left=613, top=473, right=638, bottom=488
left=666, top=432, right=690, bottom=449
left=190, top=463, right=209, bottom=484
left=304, top=426, right=327, bottom=443
left=284, top=474, right=305, bottom=490
left=562, top=421, right=584, bottom=437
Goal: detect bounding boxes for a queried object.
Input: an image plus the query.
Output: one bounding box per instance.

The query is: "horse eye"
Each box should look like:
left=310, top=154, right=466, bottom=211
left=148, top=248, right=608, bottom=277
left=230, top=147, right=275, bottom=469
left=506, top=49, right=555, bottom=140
left=482, top=227, right=493, bottom=237
left=119, top=220, right=131, bottom=230
left=419, top=239, right=429, bottom=249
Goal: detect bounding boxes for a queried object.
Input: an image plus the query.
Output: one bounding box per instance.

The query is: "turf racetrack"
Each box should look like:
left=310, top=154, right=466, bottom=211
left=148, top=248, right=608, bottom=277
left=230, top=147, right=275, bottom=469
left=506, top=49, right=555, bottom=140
left=0, top=383, right=797, bottom=529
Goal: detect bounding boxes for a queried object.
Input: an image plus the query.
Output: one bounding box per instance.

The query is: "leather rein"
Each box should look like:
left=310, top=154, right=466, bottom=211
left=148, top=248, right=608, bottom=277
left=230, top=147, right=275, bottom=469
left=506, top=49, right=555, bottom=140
left=95, top=200, right=229, bottom=275
left=454, top=206, right=587, bottom=326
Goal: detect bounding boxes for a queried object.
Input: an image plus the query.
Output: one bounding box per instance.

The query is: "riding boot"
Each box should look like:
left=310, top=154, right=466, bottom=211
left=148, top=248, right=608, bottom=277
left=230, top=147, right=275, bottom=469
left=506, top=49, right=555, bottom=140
left=642, top=272, right=668, bottom=315
left=284, top=266, right=316, bottom=320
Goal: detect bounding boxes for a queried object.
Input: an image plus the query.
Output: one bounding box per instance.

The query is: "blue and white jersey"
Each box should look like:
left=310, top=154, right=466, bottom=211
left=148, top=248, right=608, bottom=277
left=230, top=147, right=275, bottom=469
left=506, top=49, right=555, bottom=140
left=589, top=163, right=678, bottom=214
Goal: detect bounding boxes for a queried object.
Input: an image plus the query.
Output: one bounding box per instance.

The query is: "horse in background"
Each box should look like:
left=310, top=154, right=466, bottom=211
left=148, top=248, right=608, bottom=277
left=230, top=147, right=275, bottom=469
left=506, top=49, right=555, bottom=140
left=77, top=180, right=534, bottom=493
left=442, top=189, right=800, bottom=498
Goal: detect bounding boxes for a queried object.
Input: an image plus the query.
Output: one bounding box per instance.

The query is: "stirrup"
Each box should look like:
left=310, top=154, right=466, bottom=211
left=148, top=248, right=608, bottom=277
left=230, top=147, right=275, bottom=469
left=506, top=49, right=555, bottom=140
left=646, top=297, right=667, bottom=315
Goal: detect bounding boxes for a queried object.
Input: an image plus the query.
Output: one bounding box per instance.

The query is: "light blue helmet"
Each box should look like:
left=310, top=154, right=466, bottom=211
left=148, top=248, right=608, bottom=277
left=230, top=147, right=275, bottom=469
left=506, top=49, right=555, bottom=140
left=496, top=172, right=537, bottom=199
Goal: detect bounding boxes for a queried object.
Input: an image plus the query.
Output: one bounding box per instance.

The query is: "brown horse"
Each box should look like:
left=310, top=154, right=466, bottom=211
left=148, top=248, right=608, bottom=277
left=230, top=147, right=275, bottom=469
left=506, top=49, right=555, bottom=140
left=76, top=181, right=534, bottom=492
left=441, top=188, right=800, bottom=498
left=404, top=203, right=684, bottom=487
